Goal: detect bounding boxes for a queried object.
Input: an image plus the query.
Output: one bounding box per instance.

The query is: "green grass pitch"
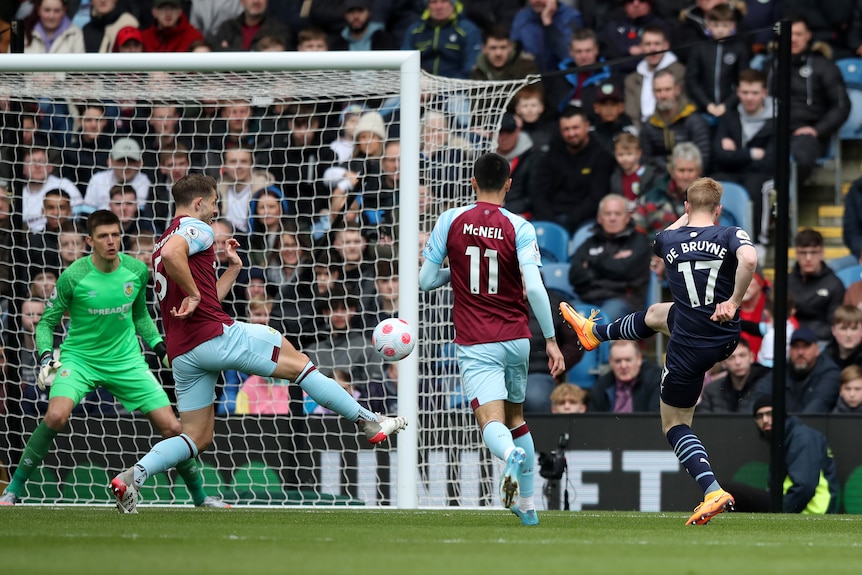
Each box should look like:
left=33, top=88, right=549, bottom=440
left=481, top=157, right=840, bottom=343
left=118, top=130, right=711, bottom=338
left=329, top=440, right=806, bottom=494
left=3, top=507, right=862, bottom=575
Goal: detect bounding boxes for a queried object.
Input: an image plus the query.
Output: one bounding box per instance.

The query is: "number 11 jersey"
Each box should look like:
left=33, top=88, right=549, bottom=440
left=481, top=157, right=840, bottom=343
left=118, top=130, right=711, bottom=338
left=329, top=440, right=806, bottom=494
left=423, top=201, right=540, bottom=346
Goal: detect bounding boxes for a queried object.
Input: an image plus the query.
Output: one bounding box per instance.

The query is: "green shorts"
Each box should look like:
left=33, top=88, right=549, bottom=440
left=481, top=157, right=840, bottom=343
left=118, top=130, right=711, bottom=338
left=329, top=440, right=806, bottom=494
left=49, top=356, right=170, bottom=414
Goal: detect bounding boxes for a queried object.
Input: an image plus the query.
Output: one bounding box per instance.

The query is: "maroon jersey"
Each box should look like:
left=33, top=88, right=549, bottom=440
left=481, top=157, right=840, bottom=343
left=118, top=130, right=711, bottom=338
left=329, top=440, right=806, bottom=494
left=153, top=216, right=234, bottom=359
left=424, top=202, right=539, bottom=345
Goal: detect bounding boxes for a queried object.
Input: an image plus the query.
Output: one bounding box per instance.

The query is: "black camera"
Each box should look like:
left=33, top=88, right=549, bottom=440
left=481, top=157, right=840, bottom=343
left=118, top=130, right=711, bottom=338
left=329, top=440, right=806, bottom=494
left=538, top=432, right=569, bottom=480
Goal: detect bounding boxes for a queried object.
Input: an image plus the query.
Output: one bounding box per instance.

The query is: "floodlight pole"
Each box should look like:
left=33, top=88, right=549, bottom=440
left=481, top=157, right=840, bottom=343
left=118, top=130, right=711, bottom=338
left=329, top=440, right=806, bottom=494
left=770, top=19, right=791, bottom=514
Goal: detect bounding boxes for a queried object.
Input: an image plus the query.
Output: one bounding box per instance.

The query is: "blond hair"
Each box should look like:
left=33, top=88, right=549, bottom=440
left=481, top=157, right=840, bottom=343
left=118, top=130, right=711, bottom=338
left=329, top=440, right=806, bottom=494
left=686, top=177, right=723, bottom=213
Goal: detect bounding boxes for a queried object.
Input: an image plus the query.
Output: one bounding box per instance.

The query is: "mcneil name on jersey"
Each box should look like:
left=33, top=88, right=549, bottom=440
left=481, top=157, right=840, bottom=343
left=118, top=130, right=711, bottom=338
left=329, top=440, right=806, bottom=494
left=462, top=223, right=504, bottom=240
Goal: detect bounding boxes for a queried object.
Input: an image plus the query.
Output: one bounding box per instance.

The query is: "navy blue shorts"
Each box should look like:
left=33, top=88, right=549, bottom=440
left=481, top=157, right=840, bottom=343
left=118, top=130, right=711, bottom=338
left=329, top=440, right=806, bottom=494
left=661, top=306, right=739, bottom=408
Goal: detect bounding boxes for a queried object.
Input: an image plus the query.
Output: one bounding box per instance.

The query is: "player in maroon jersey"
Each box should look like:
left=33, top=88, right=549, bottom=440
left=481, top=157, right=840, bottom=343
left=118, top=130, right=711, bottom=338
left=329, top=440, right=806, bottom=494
left=420, top=153, right=565, bottom=525
left=110, top=174, right=406, bottom=513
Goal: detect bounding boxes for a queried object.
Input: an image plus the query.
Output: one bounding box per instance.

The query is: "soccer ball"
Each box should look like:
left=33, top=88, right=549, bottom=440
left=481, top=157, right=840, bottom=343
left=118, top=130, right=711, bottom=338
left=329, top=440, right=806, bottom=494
left=372, top=318, right=416, bottom=362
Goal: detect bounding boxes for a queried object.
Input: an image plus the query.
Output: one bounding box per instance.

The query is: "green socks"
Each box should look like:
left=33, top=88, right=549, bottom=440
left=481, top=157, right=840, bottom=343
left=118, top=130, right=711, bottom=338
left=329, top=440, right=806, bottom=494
left=7, top=422, right=58, bottom=496
left=176, top=458, right=207, bottom=506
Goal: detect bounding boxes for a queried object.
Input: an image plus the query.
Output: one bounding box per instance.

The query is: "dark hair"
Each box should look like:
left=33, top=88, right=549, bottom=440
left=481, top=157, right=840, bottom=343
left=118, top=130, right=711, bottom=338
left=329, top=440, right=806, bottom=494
left=571, top=28, right=597, bottom=44
left=109, top=184, right=137, bottom=200
left=738, top=68, right=767, bottom=87
left=317, top=283, right=359, bottom=313
left=641, top=25, right=668, bottom=42
left=172, top=173, right=217, bottom=207
left=560, top=105, right=589, bottom=122
left=473, top=152, right=510, bottom=192
left=87, top=209, right=121, bottom=236
left=43, top=188, right=72, bottom=202
left=795, top=228, right=824, bottom=249
left=482, top=24, right=510, bottom=43
left=376, top=258, right=398, bottom=278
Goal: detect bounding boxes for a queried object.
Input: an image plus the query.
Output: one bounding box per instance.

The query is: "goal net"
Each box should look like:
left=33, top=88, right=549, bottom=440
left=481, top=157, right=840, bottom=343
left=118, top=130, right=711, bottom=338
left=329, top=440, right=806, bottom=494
left=0, top=52, right=531, bottom=507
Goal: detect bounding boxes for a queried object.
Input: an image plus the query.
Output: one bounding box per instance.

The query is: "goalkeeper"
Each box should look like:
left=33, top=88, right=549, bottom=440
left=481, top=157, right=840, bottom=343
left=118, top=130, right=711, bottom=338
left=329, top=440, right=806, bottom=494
left=0, top=210, right=226, bottom=509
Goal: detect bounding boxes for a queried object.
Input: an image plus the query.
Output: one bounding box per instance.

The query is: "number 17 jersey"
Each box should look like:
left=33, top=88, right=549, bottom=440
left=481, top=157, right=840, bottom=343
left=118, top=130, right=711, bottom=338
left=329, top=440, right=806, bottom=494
left=423, top=201, right=540, bottom=346
left=655, top=225, right=753, bottom=340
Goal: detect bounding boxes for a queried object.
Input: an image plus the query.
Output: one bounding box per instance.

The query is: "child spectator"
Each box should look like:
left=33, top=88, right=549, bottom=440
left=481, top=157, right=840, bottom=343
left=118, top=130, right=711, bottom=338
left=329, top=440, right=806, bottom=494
left=114, top=26, right=143, bottom=52
left=512, top=85, right=555, bottom=150
left=824, top=305, right=862, bottom=370
left=296, top=26, right=329, bottom=51
left=550, top=383, right=588, bottom=414
left=255, top=33, right=287, bottom=52
left=23, top=0, right=85, bottom=54
left=833, top=365, right=862, bottom=413
left=609, top=133, right=660, bottom=210
left=684, top=4, right=748, bottom=122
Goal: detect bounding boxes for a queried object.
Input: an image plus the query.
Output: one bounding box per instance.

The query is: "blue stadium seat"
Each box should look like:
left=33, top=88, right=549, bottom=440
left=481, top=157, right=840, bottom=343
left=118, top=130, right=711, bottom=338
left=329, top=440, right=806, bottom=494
left=570, top=220, right=596, bottom=255
left=532, top=220, right=570, bottom=263
left=542, top=262, right=576, bottom=301
left=837, top=264, right=862, bottom=288
left=718, top=181, right=753, bottom=236
left=840, top=88, right=862, bottom=141
left=837, top=58, right=862, bottom=88
left=568, top=350, right=599, bottom=389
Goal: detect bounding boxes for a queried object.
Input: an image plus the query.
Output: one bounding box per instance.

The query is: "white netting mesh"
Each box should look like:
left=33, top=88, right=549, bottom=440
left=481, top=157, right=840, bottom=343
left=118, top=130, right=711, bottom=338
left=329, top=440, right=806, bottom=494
left=0, top=61, right=531, bottom=507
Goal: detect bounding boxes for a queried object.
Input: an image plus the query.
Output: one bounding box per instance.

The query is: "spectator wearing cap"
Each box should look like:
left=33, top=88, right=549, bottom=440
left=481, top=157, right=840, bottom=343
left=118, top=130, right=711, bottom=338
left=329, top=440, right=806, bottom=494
left=402, top=0, right=483, bottom=79
left=591, top=82, right=638, bottom=155
left=724, top=394, right=839, bottom=514
left=114, top=25, right=143, bottom=52
left=23, top=0, right=85, bottom=54
left=142, top=0, right=204, bottom=53
left=497, top=112, right=536, bottom=217
left=752, top=326, right=841, bottom=414
left=330, top=0, right=398, bottom=51
left=83, top=137, right=152, bottom=212
left=600, top=0, right=671, bottom=75
left=82, top=0, right=138, bottom=53
left=789, top=228, right=846, bottom=342
left=209, top=0, right=291, bottom=52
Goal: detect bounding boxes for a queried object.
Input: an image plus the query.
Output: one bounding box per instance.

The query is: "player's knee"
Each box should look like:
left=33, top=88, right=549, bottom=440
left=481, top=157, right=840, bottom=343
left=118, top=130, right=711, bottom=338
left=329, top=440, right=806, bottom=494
left=43, top=408, right=70, bottom=431
left=160, top=420, right=183, bottom=438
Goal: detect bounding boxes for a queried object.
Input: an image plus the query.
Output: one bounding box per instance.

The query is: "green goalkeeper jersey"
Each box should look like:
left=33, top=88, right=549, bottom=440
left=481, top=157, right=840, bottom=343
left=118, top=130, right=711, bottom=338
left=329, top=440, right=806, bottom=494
left=36, top=253, right=163, bottom=365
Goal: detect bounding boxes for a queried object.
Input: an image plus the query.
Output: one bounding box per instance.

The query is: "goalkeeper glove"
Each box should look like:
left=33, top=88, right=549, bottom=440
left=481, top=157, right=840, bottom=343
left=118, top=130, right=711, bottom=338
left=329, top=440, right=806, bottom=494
left=154, top=342, right=170, bottom=369
left=36, top=352, right=61, bottom=391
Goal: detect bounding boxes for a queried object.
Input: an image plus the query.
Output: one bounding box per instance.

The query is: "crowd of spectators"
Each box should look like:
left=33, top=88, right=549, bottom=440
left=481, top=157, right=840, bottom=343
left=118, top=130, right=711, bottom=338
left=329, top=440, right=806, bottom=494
left=2, top=0, right=862, bottom=418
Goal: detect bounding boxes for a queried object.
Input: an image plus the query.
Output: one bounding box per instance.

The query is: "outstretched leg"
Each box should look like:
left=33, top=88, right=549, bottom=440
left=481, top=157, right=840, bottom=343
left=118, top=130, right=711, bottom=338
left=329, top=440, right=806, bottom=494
left=560, top=302, right=672, bottom=350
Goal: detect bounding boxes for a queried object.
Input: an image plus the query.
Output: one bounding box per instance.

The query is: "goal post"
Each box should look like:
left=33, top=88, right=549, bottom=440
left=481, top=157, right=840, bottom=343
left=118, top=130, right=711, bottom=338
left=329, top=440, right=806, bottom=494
left=0, top=51, right=530, bottom=508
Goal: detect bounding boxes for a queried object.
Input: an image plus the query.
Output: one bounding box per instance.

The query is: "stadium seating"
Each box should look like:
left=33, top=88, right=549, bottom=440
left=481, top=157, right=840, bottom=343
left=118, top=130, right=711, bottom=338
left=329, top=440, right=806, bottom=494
left=837, top=58, right=862, bottom=89
left=570, top=220, right=596, bottom=255
left=542, top=262, right=576, bottom=301
left=532, top=220, right=570, bottom=263
left=837, top=264, right=862, bottom=288
left=718, top=181, right=754, bottom=236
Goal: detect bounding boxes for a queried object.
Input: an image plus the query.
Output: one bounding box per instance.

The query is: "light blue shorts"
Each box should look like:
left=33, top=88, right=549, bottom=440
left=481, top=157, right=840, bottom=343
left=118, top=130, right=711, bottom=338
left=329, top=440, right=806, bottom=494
left=455, top=338, right=530, bottom=408
left=172, top=321, right=283, bottom=412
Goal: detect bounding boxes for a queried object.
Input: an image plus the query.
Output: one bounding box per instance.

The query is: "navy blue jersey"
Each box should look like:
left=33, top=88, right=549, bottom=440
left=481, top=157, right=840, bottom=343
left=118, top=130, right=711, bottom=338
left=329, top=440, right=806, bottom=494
left=654, top=225, right=753, bottom=341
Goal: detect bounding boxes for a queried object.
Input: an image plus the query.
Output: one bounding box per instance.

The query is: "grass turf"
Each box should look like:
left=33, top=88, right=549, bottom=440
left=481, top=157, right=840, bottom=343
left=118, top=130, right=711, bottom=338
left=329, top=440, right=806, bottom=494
left=2, top=507, right=861, bottom=575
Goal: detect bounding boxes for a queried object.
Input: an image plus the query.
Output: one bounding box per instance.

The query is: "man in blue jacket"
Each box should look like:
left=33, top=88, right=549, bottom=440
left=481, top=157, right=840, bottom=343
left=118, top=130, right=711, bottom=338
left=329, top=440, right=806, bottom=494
left=402, top=0, right=482, bottom=78
left=728, top=394, right=839, bottom=514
